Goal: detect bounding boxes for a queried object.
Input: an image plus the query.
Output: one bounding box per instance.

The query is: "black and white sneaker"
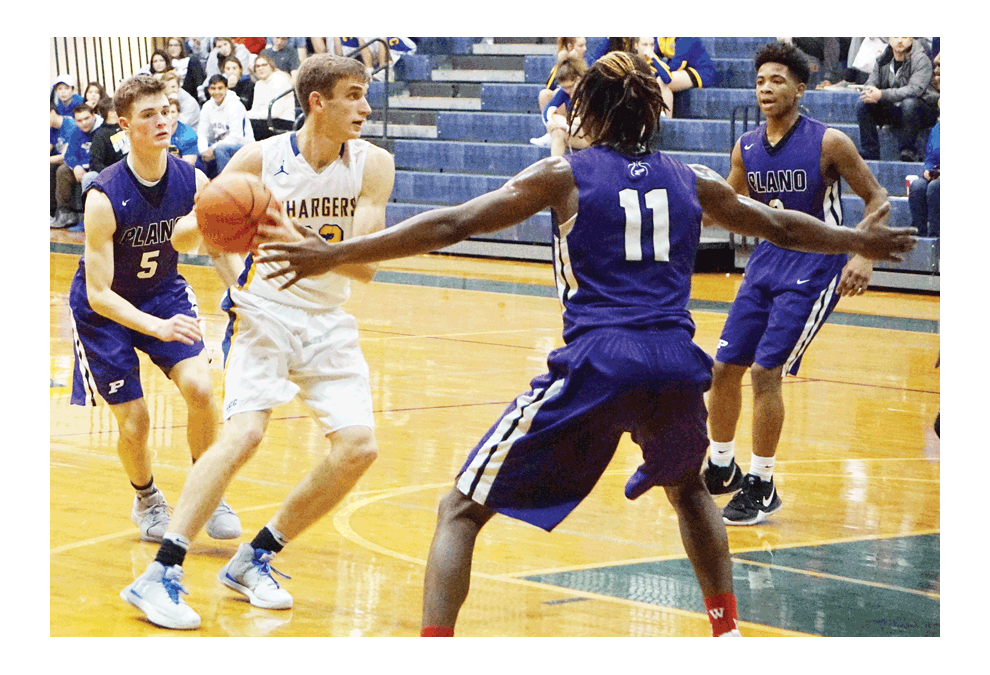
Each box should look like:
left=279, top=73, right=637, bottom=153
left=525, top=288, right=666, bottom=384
left=703, top=458, right=744, bottom=495
left=722, top=475, right=782, bottom=526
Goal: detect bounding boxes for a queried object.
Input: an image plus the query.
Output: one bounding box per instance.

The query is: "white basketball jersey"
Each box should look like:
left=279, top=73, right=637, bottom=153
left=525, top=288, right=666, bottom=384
left=239, top=132, right=369, bottom=310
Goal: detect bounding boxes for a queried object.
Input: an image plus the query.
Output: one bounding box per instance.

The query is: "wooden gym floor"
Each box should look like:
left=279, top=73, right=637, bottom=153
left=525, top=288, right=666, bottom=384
left=49, top=235, right=940, bottom=638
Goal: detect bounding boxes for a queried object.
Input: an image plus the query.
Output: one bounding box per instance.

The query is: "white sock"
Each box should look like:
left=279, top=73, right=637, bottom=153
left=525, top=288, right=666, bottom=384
left=709, top=440, right=735, bottom=467
left=749, top=456, right=775, bottom=482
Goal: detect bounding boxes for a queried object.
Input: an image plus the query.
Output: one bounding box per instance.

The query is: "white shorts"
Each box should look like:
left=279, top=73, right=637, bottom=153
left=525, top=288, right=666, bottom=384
left=221, top=287, right=374, bottom=435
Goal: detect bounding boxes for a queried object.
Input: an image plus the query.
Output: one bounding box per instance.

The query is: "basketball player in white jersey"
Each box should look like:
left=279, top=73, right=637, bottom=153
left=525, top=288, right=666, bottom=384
left=120, top=54, right=395, bottom=630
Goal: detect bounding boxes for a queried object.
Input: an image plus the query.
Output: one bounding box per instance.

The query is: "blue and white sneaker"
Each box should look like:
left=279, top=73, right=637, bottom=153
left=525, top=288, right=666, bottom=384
left=218, top=543, right=292, bottom=610
left=120, top=561, right=200, bottom=629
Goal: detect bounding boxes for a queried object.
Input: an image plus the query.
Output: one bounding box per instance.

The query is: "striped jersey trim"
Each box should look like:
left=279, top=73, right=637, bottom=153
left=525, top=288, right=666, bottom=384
left=783, top=274, right=839, bottom=376
left=457, top=378, right=566, bottom=505
left=68, top=310, right=98, bottom=406
left=553, top=214, right=578, bottom=309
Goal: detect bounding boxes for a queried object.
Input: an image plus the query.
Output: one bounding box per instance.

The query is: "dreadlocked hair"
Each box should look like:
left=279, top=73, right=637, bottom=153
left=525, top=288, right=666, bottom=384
left=568, top=51, right=668, bottom=153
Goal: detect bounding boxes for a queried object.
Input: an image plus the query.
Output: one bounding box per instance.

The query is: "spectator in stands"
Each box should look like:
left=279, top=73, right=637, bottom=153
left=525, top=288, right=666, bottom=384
left=246, top=51, right=296, bottom=140
left=166, top=36, right=207, bottom=102
left=198, top=74, right=254, bottom=178
left=222, top=56, right=254, bottom=110
left=50, top=104, right=76, bottom=223
left=186, top=37, right=212, bottom=64
left=202, top=37, right=255, bottom=100
left=908, top=52, right=940, bottom=237
left=641, top=37, right=715, bottom=118
left=538, top=38, right=587, bottom=112
left=778, top=38, right=852, bottom=89
left=382, top=37, right=417, bottom=73
left=84, top=81, right=111, bottom=114
left=313, top=37, right=381, bottom=75
left=843, top=38, right=887, bottom=86
left=532, top=38, right=588, bottom=146
left=856, top=37, right=939, bottom=162
left=52, top=75, right=84, bottom=116
left=167, top=97, right=199, bottom=165
left=161, top=70, right=200, bottom=130
left=53, top=103, right=103, bottom=228
left=84, top=99, right=128, bottom=193
left=266, top=37, right=304, bottom=82
left=541, top=56, right=589, bottom=157
left=145, top=48, right=173, bottom=77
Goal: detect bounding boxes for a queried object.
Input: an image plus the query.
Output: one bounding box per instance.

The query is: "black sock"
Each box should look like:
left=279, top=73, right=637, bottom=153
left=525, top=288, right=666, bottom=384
left=155, top=539, right=188, bottom=568
left=131, top=477, right=155, bottom=496
left=934, top=412, right=940, bottom=438
left=250, top=526, right=284, bottom=554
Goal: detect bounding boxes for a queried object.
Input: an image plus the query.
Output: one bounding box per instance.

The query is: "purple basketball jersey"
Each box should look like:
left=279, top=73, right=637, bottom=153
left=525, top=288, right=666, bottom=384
left=559, top=146, right=702, bottom=343
left=76, top=154, right=195, bottom=303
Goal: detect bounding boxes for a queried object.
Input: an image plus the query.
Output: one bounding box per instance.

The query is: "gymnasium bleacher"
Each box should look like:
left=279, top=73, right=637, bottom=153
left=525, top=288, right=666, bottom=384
left=363, top=37, right=939, bottom=293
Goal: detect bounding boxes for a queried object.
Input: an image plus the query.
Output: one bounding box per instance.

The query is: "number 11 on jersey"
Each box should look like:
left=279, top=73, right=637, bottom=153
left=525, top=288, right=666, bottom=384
left=619, top=188, right=670, bottom=262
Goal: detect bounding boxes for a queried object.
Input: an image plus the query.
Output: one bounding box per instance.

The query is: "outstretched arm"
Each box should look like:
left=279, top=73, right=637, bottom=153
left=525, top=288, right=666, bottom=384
left=256, top=156, right=575, bottom=289
left=692, top=164, right=915, bottom=260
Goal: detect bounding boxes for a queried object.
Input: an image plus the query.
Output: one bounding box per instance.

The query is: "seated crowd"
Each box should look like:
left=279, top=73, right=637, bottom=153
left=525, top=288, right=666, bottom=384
left=50, top=37, right=416, bottom=230
left=52, top=37, right=938, bottom=239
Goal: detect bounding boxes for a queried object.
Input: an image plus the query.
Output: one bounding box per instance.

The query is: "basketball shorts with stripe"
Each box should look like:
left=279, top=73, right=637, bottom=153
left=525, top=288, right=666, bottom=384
left=456, top=326, right=714, bottom=532
left=68, top=275, right=205, bottom=406
left=220, top=287, right=374, bottom=435
left=716, top=247, right=845, bottom=376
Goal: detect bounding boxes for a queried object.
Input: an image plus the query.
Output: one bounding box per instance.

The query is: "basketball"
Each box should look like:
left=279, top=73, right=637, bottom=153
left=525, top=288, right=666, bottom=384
left=195, top=172, right=275, bottom=253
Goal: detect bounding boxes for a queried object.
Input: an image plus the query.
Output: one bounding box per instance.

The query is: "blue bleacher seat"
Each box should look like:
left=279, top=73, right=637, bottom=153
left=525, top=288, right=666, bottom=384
left=382, top=37, right=936, bottom=286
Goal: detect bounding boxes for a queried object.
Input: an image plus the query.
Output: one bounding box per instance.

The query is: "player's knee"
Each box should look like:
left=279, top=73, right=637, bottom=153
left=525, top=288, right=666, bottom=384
left=437, top=489, right=493, bottom=529
left=712, top=361, right=746, bottom=387
left=750, top=364, right=783, bottom=393
left=180, top=377, right=216, bottom=411
left=334, top=434, right=379, bottom=472
left=114, top=403, right=151, bottom=445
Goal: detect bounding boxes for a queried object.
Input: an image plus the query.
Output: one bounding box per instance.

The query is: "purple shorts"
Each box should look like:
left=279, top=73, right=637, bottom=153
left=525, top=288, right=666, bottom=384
left=716, top=244, right=845, bottom=375
left=455, top=326, right=714, bottom=532
left=69, top=274, right=204, bottom=406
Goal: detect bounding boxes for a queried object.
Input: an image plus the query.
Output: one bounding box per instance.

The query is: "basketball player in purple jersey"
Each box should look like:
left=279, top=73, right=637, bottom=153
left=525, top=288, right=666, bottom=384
left=256, top=52, right=914, bottom=636
left=68, top=75, right=242, bottom=544
left=702, top=42, right=891, bottom=526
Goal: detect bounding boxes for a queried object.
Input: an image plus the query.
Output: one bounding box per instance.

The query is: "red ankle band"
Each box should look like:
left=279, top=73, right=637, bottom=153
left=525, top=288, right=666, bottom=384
left=421, top=625, right=454, bottom=637
left=703, top=593, right=738, bottom=637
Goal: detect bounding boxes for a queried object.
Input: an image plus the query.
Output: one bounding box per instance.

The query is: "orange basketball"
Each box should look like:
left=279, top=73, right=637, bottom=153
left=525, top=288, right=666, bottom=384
left=195, top=172, right=274, bottom=253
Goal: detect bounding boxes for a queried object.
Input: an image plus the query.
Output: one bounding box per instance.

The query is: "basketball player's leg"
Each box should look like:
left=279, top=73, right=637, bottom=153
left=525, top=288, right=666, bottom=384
left=267, top=424, right=378, bottom=540
left=108, top=397, right=153, bottom=486
left=422, top=488, right=495, bottom=634
left=166, top=409, right=270, bottom=541
left=633, top=383, right=738, bottom=636
left=168, top=352, right=220, bottom=461
left=707, top=360, right=749, bottom=444
left=749, top=362, right=785, bottom=461
left=121, top=409, right=270, bottom=629
left=663, top=471, right=738, bottom=635
left=705, top=284, right=768, bottom=494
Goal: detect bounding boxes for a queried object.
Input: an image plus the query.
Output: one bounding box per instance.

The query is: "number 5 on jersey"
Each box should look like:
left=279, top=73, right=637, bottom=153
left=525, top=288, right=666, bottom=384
left=619, top=188, right=670, bottom=262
